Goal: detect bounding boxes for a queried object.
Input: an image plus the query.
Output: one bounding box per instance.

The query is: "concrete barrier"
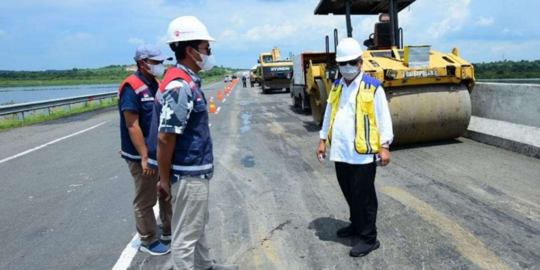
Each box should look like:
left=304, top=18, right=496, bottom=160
left=467, top=82, right=540, bottom=158
left=471, top=83, right=540, bottom=128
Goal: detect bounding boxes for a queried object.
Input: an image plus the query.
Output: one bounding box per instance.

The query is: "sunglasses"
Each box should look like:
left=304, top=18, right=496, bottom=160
left=198, top=46, right=212, bottom=55
left=338, top=59, right=362, bottom=66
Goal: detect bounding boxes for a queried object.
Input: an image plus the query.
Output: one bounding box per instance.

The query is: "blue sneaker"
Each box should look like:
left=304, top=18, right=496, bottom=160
left=139, top=241, right=170, bottom=256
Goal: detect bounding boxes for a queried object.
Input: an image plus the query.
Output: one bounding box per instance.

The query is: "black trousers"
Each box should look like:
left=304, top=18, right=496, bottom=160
left=335, top=161, right=378, bottom=244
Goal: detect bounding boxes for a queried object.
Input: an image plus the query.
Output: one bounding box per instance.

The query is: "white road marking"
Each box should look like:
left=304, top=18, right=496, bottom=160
left=0, top=121, right=108, bottom=165
left=216, top=107, right=221, bottom=114
left=223, top=98, right=227, bottom=103
left=112, top=204, right=160, bottom=270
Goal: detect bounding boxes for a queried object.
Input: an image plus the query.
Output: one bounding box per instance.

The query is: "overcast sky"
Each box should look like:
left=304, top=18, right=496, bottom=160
left=0, top=0, right=538, bottom=71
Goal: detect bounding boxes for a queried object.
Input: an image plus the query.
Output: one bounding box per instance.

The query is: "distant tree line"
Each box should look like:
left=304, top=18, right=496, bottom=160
left=0, top=65, right=241, bottom=85
left=473, top=60, right=540, bottom=79
left=0, top=66, right=132, bottom=82
left=6, top=60, right=538, bottom=83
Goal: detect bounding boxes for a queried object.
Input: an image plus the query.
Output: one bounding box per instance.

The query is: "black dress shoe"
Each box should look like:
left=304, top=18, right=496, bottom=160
left=350, top=240, right=380, bottom=257
left=336, top=224, right=358, bottom=237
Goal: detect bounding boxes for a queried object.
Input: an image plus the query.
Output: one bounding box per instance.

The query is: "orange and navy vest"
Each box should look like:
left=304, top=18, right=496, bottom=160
left=118, top=72, right=159, bottom=161
left=147, top=65, right=213, bottom=182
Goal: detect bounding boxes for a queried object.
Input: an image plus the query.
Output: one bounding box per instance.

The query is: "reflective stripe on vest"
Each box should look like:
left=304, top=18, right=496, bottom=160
left=118, top=74, right=146, bottom=98
left=160, top=67, right=197, bottom=93
left=148, top=159, right=212, bottom=172
left=326, top=77, right=381, bottom=154
left=118, top=74, right=160, bottom=98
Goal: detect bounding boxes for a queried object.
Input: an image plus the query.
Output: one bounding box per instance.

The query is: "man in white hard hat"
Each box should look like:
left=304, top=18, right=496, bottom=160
left=317, top=38, right=393, bottom=257
left=118, top=44, right=172, bottom=256
left=147, top=16, right=238, bottom=270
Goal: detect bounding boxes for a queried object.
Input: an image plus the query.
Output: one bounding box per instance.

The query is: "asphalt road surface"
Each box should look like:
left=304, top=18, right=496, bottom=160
left=0, top=80, right=539, bottom=270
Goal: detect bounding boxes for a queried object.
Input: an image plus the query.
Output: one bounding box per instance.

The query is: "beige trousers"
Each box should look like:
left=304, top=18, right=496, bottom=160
left=127, top=160, right=172, bottom=245
left=170, top=176, right=213, bottom=270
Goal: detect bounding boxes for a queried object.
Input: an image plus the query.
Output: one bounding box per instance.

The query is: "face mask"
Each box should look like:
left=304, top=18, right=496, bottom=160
left=339, top=64, right=360, bottom=81
left=193, top=49, right=215, bottom=71
left=146, top=63, right=165, bottom=77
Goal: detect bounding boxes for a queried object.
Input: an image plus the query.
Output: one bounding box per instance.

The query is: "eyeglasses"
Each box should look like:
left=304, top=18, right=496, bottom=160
left=338, top=59, right=362, bottom=66
left=198, top=46, right=212, bottom=55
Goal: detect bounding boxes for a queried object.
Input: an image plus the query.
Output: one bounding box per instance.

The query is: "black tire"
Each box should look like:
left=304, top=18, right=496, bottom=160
left=317, top=79, right=328, bottom=125
left=310, top=79, right=328, bottom=126
left=292, top=94, right=301, bottom=108
left=301, top=95, right=310, bottom=112
left=285, top=88, right=291, bottom=93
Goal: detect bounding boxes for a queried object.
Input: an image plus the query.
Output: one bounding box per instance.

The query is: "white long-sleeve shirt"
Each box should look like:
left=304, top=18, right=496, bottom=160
left=320, top=73, right=394, bottom=164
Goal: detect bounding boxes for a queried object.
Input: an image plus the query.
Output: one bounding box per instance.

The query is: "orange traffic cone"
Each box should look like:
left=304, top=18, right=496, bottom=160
left=217, top=89, right=223, bottom=101
left=208, top=95, right=217, bottom=113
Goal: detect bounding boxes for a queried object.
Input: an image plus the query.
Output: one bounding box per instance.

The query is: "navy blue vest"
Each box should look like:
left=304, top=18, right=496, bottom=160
left=147, top=66, right=213, bottom=182
left=118, top=72, right=158, bottom=161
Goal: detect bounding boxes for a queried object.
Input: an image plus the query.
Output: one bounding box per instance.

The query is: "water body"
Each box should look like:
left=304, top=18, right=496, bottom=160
left=0, top=84, right=119, bottom=105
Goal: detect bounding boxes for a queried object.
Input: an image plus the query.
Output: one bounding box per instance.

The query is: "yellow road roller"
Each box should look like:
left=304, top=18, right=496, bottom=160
left=294, top=0, right=475, bottom=145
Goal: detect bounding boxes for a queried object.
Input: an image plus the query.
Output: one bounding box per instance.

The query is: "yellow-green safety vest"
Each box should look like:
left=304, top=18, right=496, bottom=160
left=327, top=75, right=381, bottom=154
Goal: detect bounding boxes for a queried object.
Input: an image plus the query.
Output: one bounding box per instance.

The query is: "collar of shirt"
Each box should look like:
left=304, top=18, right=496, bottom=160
left=176, top=63, right=201, bottom=87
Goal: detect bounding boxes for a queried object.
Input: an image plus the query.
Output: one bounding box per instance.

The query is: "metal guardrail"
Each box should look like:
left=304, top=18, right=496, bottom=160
left=0, top=92, right=117, bottom=121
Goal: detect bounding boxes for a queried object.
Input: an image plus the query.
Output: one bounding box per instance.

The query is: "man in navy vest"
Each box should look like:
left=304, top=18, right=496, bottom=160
left=118, top=44, right=173, bottom=256
left=147, top=16, right=238, bottom=270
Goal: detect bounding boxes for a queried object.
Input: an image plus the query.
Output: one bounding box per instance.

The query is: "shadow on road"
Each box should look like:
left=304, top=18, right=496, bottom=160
left=308, top=217, right=355, bottom=247
left=302, top=121, right=320, bottom=133
left=257, top=89, right=290, bottom=95
left=391, top=139, right=463, bottom=152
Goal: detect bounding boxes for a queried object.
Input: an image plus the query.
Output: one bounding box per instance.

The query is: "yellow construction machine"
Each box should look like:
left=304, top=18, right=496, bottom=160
left=292, top=0, right=475, bottom=145
left=249, top=64, right=260, bottom=87
left=258, top=47, right=294, bottom=94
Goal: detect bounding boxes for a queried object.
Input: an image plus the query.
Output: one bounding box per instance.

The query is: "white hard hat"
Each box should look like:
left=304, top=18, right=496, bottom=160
left=336, top=38, right=363, bottom=62
left=166, top=16, right=216, bottom=44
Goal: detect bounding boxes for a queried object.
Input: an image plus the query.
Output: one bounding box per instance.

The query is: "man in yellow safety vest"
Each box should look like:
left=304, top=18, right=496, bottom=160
left=317, top=37, right=394, bottom=258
